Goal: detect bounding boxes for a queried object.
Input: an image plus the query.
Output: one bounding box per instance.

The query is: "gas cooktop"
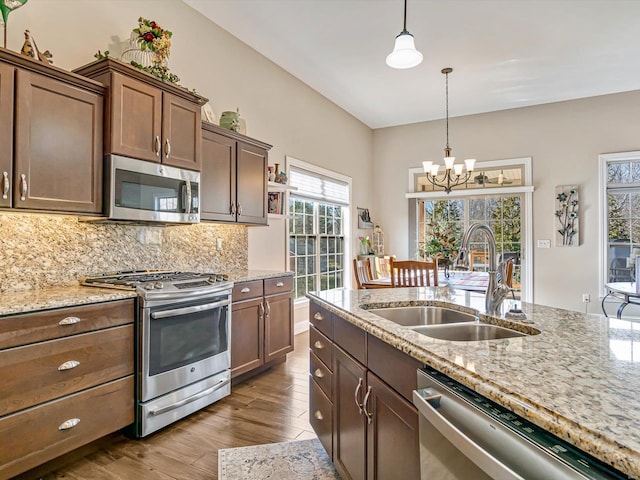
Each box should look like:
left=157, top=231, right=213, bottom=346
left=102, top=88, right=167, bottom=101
left=81, top=270, right=233, bottom=299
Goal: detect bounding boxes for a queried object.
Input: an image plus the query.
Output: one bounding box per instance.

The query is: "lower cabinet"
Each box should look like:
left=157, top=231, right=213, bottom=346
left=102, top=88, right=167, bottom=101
left=231, top=275, right=294, bottom=379
left=309, top=300, right=420, bottom=480
left=0, top=299, right=135, bottom=479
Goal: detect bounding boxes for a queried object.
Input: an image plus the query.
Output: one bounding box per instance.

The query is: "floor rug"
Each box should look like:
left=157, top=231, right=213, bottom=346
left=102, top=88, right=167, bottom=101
left=218, top=438, right=340, bottom=479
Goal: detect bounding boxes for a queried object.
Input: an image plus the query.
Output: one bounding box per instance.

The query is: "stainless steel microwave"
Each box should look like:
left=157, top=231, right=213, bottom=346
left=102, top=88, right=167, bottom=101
left=103, top=155, right=200, bottom=224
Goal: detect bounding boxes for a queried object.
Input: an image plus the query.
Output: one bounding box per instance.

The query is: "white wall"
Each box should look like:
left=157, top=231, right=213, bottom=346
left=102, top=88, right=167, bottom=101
left=373, top=91, right=640, bottom=312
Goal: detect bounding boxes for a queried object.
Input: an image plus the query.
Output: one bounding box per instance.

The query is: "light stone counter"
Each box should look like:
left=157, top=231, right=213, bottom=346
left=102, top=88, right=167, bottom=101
left=226, top=269, right=294, bottom=283
left=308, top=286, right=640, bottom=479
left=0, top=285, right=137, bottom=317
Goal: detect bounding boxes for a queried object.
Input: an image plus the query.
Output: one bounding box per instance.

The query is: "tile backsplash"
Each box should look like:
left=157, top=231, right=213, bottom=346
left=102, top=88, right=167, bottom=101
left=0, top=212, right=248, bottom=293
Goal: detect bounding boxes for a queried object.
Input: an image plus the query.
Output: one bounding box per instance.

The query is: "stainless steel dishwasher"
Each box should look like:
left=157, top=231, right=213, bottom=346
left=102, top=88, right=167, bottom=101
left=413, top=367, right=629, bottom=480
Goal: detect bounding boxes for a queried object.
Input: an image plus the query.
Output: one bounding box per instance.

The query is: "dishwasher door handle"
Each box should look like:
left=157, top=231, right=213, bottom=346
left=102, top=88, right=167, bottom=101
left=412, top=388, right=524, bottom=480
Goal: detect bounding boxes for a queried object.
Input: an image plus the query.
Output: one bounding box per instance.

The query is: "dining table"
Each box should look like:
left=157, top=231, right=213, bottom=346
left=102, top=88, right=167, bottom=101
left=362, top=269, right=489, bottom=292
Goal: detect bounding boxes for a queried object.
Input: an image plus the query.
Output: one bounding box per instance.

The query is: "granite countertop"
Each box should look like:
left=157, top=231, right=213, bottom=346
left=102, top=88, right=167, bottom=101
left=0, top=270, right=293, bottom=317
left=308, top=286, right=640, bottom=479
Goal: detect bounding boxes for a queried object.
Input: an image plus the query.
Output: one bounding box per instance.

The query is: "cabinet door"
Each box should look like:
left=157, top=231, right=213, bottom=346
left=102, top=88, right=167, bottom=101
left=0, top=62, right=13, bottom=208
left=14, top=69, right=103, bottom=213
left=366, top=372, right=419, bottom=480
left=264, top=291, right=293, bottom=363
left=162, top=93, right=201, bottom=170
left=236, top=141, right=267, bottom=224
left=230, top=297, right=264, bottom=378
left=109, top=72, right=162, bottom=162
left=333, top=345, right=367, bottom=480
left=200, top=128, right=236, bottom=222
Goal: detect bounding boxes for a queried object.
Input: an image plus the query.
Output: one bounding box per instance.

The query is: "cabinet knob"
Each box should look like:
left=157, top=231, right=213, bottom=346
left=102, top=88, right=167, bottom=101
left=164, top=138, right=171, bottom=160
left=241, top=287, right=251, bottom=293
left=58, top=418, right=81, bottom=431
left=313, top=368, right=324, bottom=379
left=58, top=360, right=80, bottom=371
left=58, top=316, right=81, bottom=326
left=313, top=340, right=324, bottom=350
left=276, top=281, right=284, bottom=287
left=314, top=410, right=324, bottom=421
left=313, top=312, right=324, bottom=321
left=19, top=173, right=27, bottom=201
left=2, top=171, right=8, bottom=200
left=155, top=136, right=161, bottom=157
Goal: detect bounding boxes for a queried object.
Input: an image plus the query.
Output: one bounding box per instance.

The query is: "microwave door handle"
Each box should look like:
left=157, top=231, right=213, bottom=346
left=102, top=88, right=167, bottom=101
left=182, top=181, right=192, bottom=214
left=151, top=299, right=231, bottom=319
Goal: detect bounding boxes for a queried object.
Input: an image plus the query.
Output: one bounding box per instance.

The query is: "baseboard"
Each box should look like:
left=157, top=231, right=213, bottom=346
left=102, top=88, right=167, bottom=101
left=294, top=320, right=309, bottom=335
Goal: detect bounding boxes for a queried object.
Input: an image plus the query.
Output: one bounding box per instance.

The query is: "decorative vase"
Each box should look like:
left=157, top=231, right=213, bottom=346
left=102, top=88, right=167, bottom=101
left=219, top=111, right=240, bottom=132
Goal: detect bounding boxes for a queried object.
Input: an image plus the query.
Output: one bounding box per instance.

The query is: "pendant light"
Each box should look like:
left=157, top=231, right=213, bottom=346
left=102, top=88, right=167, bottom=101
left=386, top=0, right=423, bottom=69
left=422, top=68, right=476, bottom=194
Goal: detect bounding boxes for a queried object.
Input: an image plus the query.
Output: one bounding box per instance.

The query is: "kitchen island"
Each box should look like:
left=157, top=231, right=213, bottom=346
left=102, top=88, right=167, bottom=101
left=308, top=286, right=640, bottom=479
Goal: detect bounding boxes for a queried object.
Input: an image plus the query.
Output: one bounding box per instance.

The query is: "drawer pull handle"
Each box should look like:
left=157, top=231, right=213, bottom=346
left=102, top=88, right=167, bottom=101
left=314, top=368, right=324, bottom=379
left=313, top=312, right=324, bottom=321
left=276, top=281, right=284, bottom=287
left=58, top=316, right=81, bottom=326
left=313, top=340, right=324, bottom=350
left=58, top=360, right=80, bottom=371
left=58, top=418, right=80, bottom=431
left=314, top=410, right=324, bottom=421
left=241, top=287, right=251, bottom=293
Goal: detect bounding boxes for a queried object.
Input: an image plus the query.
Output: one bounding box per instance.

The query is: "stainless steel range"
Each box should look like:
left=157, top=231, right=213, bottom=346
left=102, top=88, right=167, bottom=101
left=82, top=270, right=233, bottom=437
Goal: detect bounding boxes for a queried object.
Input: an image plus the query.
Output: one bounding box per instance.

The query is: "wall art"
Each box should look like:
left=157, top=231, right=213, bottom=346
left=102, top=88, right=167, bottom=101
left=555, top=185, right=579, bottom=247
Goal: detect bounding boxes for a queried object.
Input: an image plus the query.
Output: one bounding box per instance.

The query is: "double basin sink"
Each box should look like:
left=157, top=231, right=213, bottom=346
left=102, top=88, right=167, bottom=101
left=367, top=306, right=530, bottom=341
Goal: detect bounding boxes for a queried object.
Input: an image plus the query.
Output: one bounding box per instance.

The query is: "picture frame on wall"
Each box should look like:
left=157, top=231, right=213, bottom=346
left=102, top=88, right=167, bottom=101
left=357, top=207, right=374, bottom=229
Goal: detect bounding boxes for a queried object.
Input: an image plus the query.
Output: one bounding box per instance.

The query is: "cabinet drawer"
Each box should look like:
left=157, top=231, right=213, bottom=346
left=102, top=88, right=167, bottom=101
left=0, top=325, right=134, bottom=416
left=264, top=275, right=293, bottom=296
left=309, top=302, right=333, bottom=339
left=232, top=280, right=264, bottom=302
left=367, top=334, right=422, bottom=403
left=310, top=351, right=332, bottom=398
left=333, top=315, right=366, bottom=365
left=310, top=326, right=332, bottom=370
left=0, top=376, right=134, bottom=479
left=0, top=299, right=135, bottom=349
left=309, top=377, right=333, bottom=460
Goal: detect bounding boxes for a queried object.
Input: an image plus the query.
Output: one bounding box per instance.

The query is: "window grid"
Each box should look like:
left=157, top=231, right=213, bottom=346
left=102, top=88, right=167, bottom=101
left=289, top=198, right=345, bottom=299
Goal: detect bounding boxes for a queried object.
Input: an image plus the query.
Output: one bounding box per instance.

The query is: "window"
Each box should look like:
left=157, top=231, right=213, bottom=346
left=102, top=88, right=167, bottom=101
left=417, top=195, right=523, bottom=298
left=599, top=152, right=640, bottom=290
left=407, top=157, right=533, bottom=301
left=287, top=157, right=351, bottom=300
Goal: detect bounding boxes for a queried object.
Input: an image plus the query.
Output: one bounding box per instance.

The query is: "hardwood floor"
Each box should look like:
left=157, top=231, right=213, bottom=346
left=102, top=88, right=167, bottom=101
left=15, top=332, right=313, bottom=480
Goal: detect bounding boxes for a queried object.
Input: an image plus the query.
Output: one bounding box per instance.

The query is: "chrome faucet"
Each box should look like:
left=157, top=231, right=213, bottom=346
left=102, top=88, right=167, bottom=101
left=456, top=223, right=511, bottom=315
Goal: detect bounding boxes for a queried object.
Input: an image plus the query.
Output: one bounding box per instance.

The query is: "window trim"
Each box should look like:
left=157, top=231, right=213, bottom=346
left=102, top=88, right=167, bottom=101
left=286, top=155, right=352, bottom=298
left=598, top=151, right=640, bottom=297
left=407, top=157, right=533, bottom=301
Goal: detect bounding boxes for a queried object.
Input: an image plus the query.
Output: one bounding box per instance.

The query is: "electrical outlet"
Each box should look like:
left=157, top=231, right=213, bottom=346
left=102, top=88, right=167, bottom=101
left=582, top=293, right=591, bottom=303
left=216, top=238, right=223, bottom=251
left=537, top=239, right=551, bottom=248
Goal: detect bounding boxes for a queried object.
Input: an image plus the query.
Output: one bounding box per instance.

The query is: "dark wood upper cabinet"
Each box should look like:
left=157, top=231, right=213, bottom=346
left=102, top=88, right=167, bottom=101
left=0, top=61, right=14, bottom=208
left=200, top=122, right=270, bottom=225
left=73, top=57, right=206, bottom=171
left=0, top=48, right=104, bottom=214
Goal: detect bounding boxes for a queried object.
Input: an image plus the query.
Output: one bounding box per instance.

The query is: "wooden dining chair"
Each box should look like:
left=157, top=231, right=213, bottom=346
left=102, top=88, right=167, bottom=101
left=389, top=259, right=439, bottom=287
left=503, top=258, right=516, bottom=299
left=469, top=250, right=489, bottom=271
left=376, top=256, right=392, bottom=279
left=353, top=258, right=374, bottom=289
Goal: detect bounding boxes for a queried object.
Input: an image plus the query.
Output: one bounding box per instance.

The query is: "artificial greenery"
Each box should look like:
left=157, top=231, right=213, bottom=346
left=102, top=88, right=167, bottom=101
left=130, top=61, right=180, bottom=84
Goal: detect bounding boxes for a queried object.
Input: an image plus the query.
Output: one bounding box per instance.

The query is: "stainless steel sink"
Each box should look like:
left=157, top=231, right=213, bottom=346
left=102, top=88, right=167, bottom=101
left=368, top=306, right=477, bottom=326
left=410, top=323, right=526, bottom=341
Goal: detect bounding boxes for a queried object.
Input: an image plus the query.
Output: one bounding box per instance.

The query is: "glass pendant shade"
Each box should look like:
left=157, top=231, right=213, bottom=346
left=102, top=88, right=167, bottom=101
left=386, top=32, right=423, bottom=69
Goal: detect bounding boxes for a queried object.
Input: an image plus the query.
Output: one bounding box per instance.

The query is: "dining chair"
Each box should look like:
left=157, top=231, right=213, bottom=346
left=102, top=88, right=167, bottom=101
left=376, top=256, right=392, bottom=279
left=469, top=250, right=489, bottom=271
left=353, top=258, right=374, bottom=289
left=503, top=258, right=516, bottom=299
left=390, top=259, right=439, bottom=287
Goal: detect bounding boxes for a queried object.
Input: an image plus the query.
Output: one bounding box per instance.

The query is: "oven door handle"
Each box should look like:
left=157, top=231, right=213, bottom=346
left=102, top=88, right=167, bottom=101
left=150, top=378, right=230, bottom=416
left=150, top=299, right=231, bottom=319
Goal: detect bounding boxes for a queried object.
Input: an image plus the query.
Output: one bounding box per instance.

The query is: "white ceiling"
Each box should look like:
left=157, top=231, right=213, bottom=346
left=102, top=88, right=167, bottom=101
left=185, top=0, right=640, bottom=129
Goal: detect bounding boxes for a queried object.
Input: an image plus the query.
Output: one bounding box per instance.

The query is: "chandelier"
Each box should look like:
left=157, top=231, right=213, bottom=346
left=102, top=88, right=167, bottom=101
left=422, top=68, right=476, bottom=194
left=385, top=0, right=422, bottom=69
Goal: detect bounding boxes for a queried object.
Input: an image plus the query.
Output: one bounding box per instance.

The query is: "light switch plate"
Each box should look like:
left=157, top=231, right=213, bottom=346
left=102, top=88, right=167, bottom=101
left=537, top=239, right=551, bottom=248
